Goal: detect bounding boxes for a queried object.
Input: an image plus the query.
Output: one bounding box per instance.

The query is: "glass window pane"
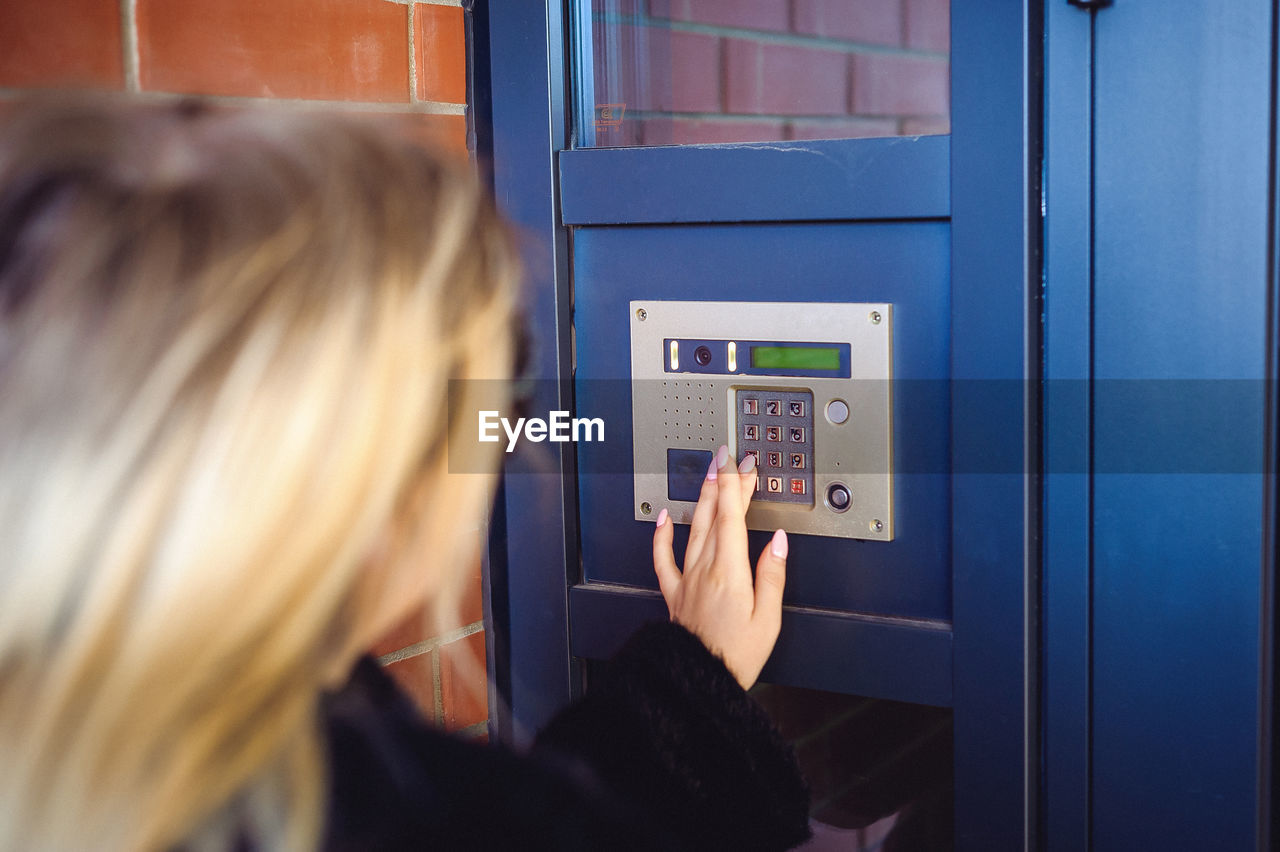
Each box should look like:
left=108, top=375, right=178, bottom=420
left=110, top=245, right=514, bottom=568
left=582, top=0, right=950, bottom=148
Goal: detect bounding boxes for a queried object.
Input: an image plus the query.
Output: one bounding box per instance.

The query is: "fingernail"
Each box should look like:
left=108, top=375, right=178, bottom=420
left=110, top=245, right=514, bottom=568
left=706, top=456, right=718, bottom=482
left=738, top=453, right=756, bottom=473
left=655, top=508, right=668, bottom=527
left=770, top=528, right=788, bottom=559
left=716, top=445, right=730, bottom=469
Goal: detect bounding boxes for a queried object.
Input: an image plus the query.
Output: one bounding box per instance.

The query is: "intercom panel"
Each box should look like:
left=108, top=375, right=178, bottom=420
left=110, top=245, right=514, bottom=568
left=630, top=300, right=893, bottom=541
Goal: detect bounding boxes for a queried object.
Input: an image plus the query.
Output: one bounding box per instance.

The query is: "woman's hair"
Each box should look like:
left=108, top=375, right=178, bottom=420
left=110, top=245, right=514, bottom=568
left=0, top=96, right=522, bottom=850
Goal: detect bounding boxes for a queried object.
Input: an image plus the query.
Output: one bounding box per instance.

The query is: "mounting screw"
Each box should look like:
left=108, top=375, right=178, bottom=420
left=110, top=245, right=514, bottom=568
left=869, top=311, right=882, bottom=325
left=869, top=519, right=884, bottom=533
left=636, top=308, right=648, bottom=321
left=640, top=502, right=652, bottom=515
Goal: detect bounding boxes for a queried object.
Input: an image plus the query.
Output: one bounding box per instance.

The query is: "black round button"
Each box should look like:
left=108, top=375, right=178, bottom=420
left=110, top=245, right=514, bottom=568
left=826, top=483, right=851, bottom=512
left=694, top=345, right=713, bottom=367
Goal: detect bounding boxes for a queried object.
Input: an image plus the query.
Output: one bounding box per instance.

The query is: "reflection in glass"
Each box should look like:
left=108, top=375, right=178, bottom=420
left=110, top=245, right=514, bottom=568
left=584, top=0, right=950, bottom=147
left=752, top=684, right=954, bottom=851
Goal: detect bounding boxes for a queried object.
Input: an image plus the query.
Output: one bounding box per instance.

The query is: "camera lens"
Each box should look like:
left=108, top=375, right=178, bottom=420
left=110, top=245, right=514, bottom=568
left=694, top=345, right=713, bottom=367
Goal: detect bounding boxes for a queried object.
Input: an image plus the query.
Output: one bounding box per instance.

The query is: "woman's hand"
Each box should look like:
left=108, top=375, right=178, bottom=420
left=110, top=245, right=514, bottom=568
left=652, top=445, right=788, bottom=690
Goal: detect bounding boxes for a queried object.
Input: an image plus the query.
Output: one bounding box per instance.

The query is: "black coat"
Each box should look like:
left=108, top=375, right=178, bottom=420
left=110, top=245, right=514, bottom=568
left=321, top=621, right=812, bottom=851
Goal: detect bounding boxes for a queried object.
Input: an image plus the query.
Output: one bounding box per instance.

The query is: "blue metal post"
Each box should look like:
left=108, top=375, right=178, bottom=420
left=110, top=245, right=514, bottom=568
left=950, top=0, right=1040, bottom=847
left=485, top=0, right=578, bottom=745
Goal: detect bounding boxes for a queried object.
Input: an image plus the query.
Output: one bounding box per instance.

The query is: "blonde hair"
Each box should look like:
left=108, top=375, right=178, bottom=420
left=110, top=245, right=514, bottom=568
left=0, top=96, right=521, bottom=850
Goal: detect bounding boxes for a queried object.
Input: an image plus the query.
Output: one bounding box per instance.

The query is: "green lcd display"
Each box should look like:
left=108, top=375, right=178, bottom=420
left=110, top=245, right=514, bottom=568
left=750, top=345, right=841, bottom=371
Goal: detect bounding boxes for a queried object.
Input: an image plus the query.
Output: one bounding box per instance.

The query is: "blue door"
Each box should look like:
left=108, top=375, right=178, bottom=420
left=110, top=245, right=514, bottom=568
left=1043, top=1, right=1276, bottom=848
left=485, top=2, right=1033, bottom=848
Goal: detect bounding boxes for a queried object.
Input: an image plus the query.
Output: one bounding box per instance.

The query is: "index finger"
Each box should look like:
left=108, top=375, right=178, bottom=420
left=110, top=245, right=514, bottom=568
left=712, top=445, right=748, bottom=565
left=737, top=451, right=758, bottom=507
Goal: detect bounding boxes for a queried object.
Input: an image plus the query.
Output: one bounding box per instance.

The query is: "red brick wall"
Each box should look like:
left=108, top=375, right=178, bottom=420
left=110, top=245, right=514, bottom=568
left=0, top=0, right=487, bottom=737
left=590, top=0, right=949, bottom=146
left=373, top=554, right=491, bottom=738
left=0, top=0, right=468, bottom=152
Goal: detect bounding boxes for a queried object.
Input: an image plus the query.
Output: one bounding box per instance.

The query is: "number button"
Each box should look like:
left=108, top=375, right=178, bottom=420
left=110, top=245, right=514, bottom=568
left=788, top=426, right=805, bottom=443
left=789, top=478, right=806, bottom=495
left=765, top=451, right=783, bottom=468
left=742, top=398, right=758, bottom=415
left=765, top=425, right=782, bottom=442
left=789, top=452, right=805, bottom=469
left=789, top=401, right=805, bottom=417
left=741, top=449, right=759, bottom=467
left=743, top=424, right=759, bottom=441
left=764, top=400, right=782, bottom=416
left=766, top=476, right=784, bottom=493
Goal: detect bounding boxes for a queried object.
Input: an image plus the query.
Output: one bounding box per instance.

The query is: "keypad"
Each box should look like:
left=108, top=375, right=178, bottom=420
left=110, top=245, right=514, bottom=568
left=736, top=388, right=815, bottom=505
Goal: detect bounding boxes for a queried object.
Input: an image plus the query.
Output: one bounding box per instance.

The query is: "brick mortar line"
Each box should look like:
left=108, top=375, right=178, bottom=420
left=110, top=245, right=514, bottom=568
left=382, top=0, right=462, bottom=6
left=456, top=720, right=488, bottom=739
left=120, top=0, right=140, bottom=92
left=621, top=108, right=947, bottom=124
left=0, top=89, right=468, bottom=115
left=407, top=2, right=419, bottom=102
left=181, top=93, right=466, bottom=115
left=431, top=649, right=444, bottom=725
left=378, top=620, right=484, bottom=665
left=898, top=0, right=911, bottom=54
left=592, top=12, right=949, bottom=61
left=0, top=91, right=467, bottom=122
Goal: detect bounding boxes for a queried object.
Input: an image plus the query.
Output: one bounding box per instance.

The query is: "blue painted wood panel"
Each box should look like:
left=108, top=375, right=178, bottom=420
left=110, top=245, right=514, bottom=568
left=568, top=584, right=954, bottom=708
left=1090, top=1, right=1271, bottom=847
left=560, top=136, right=950, bottom=224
